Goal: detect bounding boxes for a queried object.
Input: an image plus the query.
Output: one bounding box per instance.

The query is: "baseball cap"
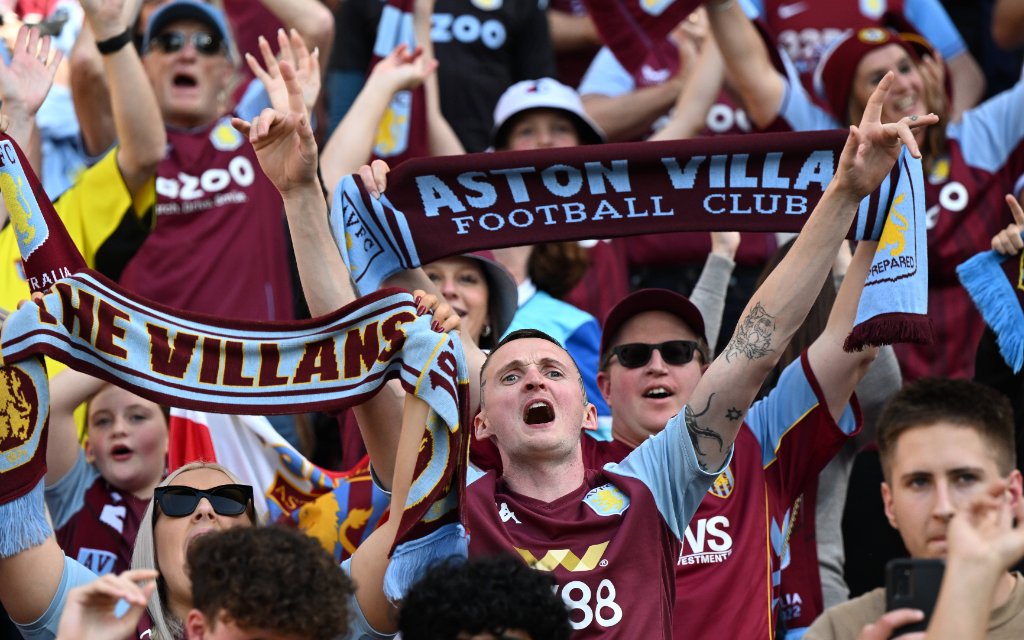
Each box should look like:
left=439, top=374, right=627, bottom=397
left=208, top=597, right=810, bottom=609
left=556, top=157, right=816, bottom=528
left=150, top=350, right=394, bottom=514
left=813, top=27, right=919, bottom=125
left=491, top=78, right=605, bottom=149
left=142, top=0, right=233, bottom=58
left=600, top=289, right=707, bottom=363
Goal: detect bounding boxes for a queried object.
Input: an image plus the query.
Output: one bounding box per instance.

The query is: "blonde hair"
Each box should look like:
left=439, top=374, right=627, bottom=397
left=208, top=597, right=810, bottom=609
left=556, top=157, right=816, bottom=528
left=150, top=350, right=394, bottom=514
left=131, top=461, right=261, bottom=639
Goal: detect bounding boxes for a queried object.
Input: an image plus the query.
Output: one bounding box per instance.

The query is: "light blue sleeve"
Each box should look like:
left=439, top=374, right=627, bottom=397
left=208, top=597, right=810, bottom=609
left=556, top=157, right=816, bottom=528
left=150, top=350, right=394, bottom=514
left=578, top=47, right=635, bottom=97
left=339, top=559, right=398, bottom=640
left=564, top=320, right=610, bottom=417
left=947, top=81, right=1024, bottom=174
left=236, top=78, right=272, bottom=121
left=44, top=450, right=99, bottom=530
left=776, top=58, right=840, bottom=132
left=740, top=0, right=762, bottom=17
left=15, top=555, right=98, bottom=640
left=745, top=357, right=857, bottom=468
left=605, top=410, right=732, bottom=541
left=903, top=0, right=967, bottom=60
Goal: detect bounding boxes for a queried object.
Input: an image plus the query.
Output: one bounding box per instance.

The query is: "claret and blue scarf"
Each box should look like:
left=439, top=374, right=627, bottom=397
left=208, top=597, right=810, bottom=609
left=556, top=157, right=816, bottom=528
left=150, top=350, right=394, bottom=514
left=0, top=133, right=467, bottom=596
left=332, top=129, right=931, bottom=350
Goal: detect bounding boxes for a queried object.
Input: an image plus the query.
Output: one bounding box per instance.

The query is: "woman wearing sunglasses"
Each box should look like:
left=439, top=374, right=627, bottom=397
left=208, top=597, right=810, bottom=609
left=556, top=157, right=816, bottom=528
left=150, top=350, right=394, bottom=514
left=2, top=461, right=258, bottom=640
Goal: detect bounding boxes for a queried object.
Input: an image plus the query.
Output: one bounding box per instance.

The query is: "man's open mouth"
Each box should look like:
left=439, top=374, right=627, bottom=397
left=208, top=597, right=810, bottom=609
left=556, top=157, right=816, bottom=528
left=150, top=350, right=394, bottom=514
left=524, top=400, right=555, bottom=425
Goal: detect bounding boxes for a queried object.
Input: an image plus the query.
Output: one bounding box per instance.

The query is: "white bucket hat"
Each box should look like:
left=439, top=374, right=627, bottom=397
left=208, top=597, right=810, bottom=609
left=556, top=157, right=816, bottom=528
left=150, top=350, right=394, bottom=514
left=491, top=78, right=606, bottom=149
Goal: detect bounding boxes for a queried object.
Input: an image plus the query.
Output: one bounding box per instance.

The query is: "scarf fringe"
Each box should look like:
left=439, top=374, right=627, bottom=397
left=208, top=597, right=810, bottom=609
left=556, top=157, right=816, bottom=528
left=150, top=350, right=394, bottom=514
left=0, top=479, right=52, bottom=558
left=957, top=250, right=1024, bottom=373
left=383, top=522, right=468, bottom=602
left=845, top=313, right=934, bottom=352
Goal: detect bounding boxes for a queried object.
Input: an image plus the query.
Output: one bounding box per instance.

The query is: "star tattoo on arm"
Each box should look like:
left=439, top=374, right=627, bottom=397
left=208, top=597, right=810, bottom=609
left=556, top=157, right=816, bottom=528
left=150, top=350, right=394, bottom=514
left=722, top=302, right=776, bottom=363
left=684, top=393, right=725, bottom=472
left=725, top=407, right=743, bottom=421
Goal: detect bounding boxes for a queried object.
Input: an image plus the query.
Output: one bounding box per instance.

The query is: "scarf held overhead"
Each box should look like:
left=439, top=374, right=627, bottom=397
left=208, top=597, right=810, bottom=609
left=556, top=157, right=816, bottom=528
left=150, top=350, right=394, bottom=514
left=0, top=131, right=469, bottom=568
left=332, top=129, right=931, bottom=348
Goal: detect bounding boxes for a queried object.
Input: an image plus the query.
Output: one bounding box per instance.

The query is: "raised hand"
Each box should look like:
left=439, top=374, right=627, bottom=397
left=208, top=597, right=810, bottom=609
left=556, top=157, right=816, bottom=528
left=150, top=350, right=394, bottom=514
left=992, top=194, right=1024, bottom=256
left=246, top=28, right=321, bottom=116
left=78, top=0, right=128, bottom=40
left=55, top=569, right=158, bottom=640
left=833, top=72, right=938, bottom=201
left=357, top=159, right=392, bottom=199
left=946, top=479, right=1024, bottom=573
left=368, top=43, right=438, bottom=94
left=232, top=61, right=317, bottom=197
left=411, top=289, right=461, bottom=334
left=0, top=26, right=62, bottom=119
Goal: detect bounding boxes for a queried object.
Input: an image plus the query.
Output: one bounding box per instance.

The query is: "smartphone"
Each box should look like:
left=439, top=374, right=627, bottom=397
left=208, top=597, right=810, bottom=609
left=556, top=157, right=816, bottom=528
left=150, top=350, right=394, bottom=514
left=885, top=558, right=945, bottom=635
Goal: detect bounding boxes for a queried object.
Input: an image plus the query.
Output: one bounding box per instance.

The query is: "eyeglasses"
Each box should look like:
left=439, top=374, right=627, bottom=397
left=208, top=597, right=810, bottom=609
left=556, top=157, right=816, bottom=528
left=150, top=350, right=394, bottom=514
left=152, top=484, right=253, bottom=521
left=149, top=31, right=224, bottom=56
left=603, top=340, right=705, bottom=369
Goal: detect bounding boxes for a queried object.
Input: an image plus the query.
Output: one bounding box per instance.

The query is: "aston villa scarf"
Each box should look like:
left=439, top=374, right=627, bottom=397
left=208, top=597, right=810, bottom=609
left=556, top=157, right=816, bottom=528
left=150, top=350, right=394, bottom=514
left=331, top=129, right=931, bottom=349
left=0, top=133, right=468, bottom=573
left=957, top=239, right=1024, bottom=373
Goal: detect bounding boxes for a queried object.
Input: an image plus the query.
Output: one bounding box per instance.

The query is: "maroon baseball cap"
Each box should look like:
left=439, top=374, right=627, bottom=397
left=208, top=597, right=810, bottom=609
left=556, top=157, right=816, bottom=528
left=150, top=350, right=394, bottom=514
left=600, top=289, right=707, bottom=361
left=813, top=27, right=920, bottom=124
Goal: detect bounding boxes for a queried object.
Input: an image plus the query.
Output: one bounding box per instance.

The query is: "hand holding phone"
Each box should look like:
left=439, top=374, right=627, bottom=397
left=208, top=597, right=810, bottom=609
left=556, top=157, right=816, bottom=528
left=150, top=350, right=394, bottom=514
left=885, top=558, right=944, bottom=636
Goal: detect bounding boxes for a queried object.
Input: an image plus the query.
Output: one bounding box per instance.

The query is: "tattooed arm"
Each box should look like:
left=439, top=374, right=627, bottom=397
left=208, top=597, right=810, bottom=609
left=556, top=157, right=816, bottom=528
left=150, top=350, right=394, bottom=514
left=680, top=74, right=937, bottom=473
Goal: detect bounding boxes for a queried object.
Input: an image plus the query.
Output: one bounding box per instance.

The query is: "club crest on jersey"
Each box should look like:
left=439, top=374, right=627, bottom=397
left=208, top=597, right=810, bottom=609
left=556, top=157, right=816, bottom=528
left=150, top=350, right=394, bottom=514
left=859, top=0, right=886, bottom=19
left=583, top=483, right=629, bottom=516
left=210, top=120, right=245, bottom=152
left=0, top=360, right=48, bottom=473
left=470, top=0, right=502, bottom=11
left=640, top=0, right=674, bottom=17
left=373, top=91, right=412, bottom=158
left=708, top=466, right=734, bottom=498
left=856, top=27, right=889, bottom=44
left=1017, top=252, right=1024, bottom=292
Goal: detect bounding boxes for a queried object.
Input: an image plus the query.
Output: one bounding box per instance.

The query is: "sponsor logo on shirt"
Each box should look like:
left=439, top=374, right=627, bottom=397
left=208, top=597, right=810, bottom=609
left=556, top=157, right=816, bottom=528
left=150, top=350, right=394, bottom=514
left=639, top=0, right=674, bottom=17
left=678, top=515, right=732, bottom=565
left=498, top=501, right=521, bottom=523
left=583, top=483, right=630, bottom=516
left=707, top=465, right=734, bottom=498
left=516, top=541, right=610, bottom=572
left=776, top=2, right=807, bottom=19
left=432, top=13, right=507, bottom=49
left=155, top=157, right=256, bottom=215
left=210, top=119, right=245, bottom=152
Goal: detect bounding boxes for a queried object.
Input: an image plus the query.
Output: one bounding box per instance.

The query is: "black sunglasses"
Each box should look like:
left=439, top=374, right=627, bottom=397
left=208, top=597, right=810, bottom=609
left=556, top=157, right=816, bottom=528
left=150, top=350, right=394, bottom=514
left=150, top=31, right=224, bottom=56
left=152, top=484, right=253, bottom=521
left=603, top=340, right=705, bottom=369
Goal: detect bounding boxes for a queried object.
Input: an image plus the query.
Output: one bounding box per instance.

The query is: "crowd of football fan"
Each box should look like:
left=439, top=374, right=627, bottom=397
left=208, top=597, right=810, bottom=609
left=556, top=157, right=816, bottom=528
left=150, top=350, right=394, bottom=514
left=1, top=0, right=1024, bottom=638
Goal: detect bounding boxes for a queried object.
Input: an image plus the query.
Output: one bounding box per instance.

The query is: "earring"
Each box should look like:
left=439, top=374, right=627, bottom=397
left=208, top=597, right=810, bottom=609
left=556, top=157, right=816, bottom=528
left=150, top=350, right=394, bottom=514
left=482, top=324, right=492, bottom=338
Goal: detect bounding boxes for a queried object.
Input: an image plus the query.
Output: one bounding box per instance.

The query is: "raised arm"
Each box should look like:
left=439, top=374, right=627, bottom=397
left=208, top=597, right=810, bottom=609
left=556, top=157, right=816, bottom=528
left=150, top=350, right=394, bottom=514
left=256, top=0, right=334, bottom=70
left=683, top=74, right=937, bottom=473
left=648, top=11, right=724, bottom=142
left=319, top=45, right=437, bottom=194
left=705, top=0, right=785, bottom=130
left=415, top=0, right=464, bottom=157
left=0, top=26, right=63, bottom=169
left=45, top=370, right=105, bottom=487
left=804, top=240, right=880, bottom=420
left=78, top=0, right=166, bottom=196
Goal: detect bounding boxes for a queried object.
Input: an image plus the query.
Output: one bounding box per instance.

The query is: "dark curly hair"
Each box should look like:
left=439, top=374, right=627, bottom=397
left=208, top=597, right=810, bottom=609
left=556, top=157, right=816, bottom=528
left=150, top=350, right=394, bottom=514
left=187, top=525, right=353, bottom=637
left=397, top=555, right=571, bottom=640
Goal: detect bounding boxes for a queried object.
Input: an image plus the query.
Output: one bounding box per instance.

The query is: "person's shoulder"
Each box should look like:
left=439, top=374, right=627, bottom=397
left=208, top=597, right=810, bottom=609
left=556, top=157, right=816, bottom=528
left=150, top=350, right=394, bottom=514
left=806, top=587, right=885, bottom=640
